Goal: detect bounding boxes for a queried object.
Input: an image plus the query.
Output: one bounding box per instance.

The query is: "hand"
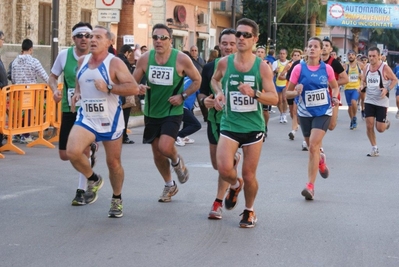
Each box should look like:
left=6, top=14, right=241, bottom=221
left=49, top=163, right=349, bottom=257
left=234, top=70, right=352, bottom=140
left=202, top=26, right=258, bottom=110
left=94, top=79, right=107, bottom=93
left=52, top=90, right=62, bottom=103
left=237, top=82, right=253, bottom=97
left=214, top=92, right=225, bottom=111
left=295, top=84, right=303, bottom=95
left=168, top=94, right=184, bottom=106
left=381, top=88, right=389, bottom=97
left=203, top=94, right=215, bottom=109
left=71, top=93, right=81, bottom=113
left=138, top=84, right=150, bottom=95
left=331, top=97, right=340, bottom=106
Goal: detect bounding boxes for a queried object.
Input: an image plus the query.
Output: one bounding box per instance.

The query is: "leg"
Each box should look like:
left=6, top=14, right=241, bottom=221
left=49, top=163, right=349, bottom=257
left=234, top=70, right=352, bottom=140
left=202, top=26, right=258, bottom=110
left=122, top=107, right=131, bottom=141
left=366, top=117, right=376, bottom=146
left=307, top=129, right=326, bottom=185
left=178, top=108, right=202, bottom=138
left=103, top=138, right=124, bottom=196
left=216, top=136, right=240, bottom=185
left=241, top=141, right=262, bottom=209
left=151, top=136, right=175, bottom=183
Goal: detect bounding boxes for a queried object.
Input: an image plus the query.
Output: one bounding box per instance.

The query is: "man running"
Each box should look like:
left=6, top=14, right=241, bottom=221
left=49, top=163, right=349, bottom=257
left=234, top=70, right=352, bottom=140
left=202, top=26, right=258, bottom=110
left=344, top=50, right=362, bottom=130
left=133, top=24, right=201, bottom=202
left=212, top=18, right=278, bottom=228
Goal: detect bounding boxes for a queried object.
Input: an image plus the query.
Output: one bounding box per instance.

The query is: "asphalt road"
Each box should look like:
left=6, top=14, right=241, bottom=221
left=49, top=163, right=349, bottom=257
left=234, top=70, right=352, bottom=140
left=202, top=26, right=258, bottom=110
left=1, top=96, right=399, bottom=267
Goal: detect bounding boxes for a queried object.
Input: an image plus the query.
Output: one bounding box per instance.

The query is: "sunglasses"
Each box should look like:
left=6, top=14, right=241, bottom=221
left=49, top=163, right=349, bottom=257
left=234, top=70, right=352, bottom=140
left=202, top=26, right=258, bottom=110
left=152, top=35, right=170, bottom=41
left=221, top=28, right=237, bottom=35
left=74, top=33, right=91, bottom=39
left=235, top=31, right=253, bottom=39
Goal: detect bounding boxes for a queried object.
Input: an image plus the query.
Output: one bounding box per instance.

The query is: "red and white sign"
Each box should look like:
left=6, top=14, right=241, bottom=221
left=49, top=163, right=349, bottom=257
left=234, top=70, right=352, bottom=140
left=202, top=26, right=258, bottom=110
left=95, top=0, right=122, bottom=10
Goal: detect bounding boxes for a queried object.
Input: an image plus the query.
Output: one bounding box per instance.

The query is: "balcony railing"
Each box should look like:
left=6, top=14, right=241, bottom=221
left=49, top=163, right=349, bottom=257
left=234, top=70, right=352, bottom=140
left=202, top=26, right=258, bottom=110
left=214, top=0, right=243, bottom=15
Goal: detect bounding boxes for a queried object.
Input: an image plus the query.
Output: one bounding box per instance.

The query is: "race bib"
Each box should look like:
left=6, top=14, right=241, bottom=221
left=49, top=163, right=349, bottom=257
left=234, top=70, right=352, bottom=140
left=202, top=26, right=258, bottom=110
left=67, top=88, right=81, bottom=107
left=305, top=88, right=328, bottom=107
left=148, top=65, right=173, bottom=86
left=367, top=72, right=380, bottom=88
left=229, top=91, right=258, bottom=112
left=83, top=98, right=108, bottom=119
left=349, top=74, right=359, bottom=83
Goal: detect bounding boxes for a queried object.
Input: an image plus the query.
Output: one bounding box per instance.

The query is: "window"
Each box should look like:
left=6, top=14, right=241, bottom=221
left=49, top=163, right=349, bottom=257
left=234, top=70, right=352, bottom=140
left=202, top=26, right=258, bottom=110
left=81, top=9, right=92, bottom=23
left=38, top=3, right=51, bottom=45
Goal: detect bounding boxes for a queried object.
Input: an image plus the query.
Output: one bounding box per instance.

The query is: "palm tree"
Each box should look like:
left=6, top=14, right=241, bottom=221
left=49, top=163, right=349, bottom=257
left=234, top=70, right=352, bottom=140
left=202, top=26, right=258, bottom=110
left=278, top=0, right=326, bottom=38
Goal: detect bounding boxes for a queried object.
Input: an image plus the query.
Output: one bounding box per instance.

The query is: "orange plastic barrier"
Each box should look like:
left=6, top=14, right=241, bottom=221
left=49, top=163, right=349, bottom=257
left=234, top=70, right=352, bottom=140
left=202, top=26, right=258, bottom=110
left=47, top=84, right=63, bottom=143
left=0, top=84, right=55, bottom=156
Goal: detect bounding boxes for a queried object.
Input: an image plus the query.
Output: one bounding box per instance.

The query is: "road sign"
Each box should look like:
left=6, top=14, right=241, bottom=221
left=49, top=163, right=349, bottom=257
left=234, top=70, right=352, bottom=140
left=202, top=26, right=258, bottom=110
left=97, top=9, right=120, bottom=22
left=123, top=35, right=134, bottom=45
left=95, top=0, right=122, bottom=9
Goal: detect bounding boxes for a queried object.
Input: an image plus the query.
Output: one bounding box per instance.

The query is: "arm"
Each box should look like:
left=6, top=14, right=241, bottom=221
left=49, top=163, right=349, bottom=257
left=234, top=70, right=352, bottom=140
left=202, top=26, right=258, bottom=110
left=210, top=57, right=228, bottom=111
left=70, top=57, right=85, bottom=112
left=198, top=62, right=216, bottom=109
left=0, top=61, right=8, bottom=88
left=95, top=57, right=139, bottom=96
left=48, top=73, right=62, bottom=103
left=133, top=52, right=150, bottom=95
left=169, top=52, right=202, bottom=106
left=34, top=59, right=49, bottom=83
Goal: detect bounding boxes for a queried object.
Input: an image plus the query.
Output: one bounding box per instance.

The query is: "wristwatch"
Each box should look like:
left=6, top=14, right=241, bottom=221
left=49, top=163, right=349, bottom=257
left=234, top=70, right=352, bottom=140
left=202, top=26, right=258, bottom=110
left=253, top=90, right=261, bottom=99
left=181, top=92, right=188, bottom=100
left=107, top=84, right=113, bottom=95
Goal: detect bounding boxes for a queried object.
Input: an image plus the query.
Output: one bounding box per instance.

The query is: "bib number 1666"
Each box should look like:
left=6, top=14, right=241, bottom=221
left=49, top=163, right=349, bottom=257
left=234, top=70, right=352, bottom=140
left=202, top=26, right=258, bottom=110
left=85, top=103, right=105, bottom=112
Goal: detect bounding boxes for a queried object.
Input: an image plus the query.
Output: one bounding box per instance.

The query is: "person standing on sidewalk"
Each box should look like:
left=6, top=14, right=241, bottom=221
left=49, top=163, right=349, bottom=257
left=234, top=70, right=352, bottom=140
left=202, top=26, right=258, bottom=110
left=198, top=28, right=237, bottom=220
left=133, top=24, right=201, bottom=202
left=212, top=18, right=278, bottom=228
left=286, top=37, right=339, bottom=201
left=67, top=25, right=139, bottom=218
left=10, top=38, right=49, bottom=144
left=48, top=22, right=97, bottom=206
left=362, top=46, right=397, bottom=157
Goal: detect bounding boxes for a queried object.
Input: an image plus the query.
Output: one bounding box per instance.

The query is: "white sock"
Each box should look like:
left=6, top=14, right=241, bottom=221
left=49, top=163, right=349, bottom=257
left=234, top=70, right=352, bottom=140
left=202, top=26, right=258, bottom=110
left=78, top=173, right=87, bottom=191
left=165, top=180, right=174, bottom=187
left=245, top=207, right=254, bottom=211
left=231, top=179, right=240, bottom=189
left=372, top=145, right=378, bottom=150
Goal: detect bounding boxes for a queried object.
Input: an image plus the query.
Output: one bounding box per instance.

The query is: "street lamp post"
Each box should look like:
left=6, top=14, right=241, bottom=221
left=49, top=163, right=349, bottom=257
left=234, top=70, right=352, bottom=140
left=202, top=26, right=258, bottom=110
left=51, top=0, right=59, bottom=66
left=304, top=0, right=309, bottom=48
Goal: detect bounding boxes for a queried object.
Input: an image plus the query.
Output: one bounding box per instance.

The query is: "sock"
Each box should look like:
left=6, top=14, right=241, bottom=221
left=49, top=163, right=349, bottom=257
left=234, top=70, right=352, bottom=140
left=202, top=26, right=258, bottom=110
left=306, top=182, right=314, bottom=190
left=112, top=194, right=121, bottom=199
left=372, top=145, right=378, bottom=150
left=171, top=158, right=180, bottom=167
left=88, top=173, right=98, bottom=182
left=165, top=180, right=174, bottom=187
left=245, top=207, right=254, bottom=211
left=78, top=173, right=87, bottom=191
left=215, top=198, right=223, bottom=203
left=230, top=179, right=240, bottom=189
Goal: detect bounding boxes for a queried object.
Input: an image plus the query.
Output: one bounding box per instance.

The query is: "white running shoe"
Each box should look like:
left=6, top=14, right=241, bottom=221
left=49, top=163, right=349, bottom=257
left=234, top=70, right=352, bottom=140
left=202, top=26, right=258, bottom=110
left=302, top=141, right=308, bottom=151
left=182, top=136, right=195, bottom=144
left=175, top=137, right=185, bottom=146
left=282, top=114, right=288, bottom=123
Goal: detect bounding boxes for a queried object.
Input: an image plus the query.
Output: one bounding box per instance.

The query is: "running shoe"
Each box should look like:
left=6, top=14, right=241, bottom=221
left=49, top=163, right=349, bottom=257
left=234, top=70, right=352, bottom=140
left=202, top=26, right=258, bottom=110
left=279, top=115, right=283, bottom=123
left=84, top=174, right=104, bottom=204
left=208, top=201, right=223, bottom=220
left=90, top=142, right=99, bottom=168
left=352, top=117, right=357, bottom=129
left=350, top=119, right=354, bottom=130
left=361, top=110, right=365, bottom=120
left=173, top=155, right=189, bottom=183
left=175, top=137, right=186, bottom=147
left=367, top=147, right=379, bottom=157
left=108, top=198, right=123, bottom=218
left=224, top=177, right=243, bottom=210
left=288, top=131, right=295, bottom=140
left=71, top=189, right=86, bottom=206
left=302, top=141, right=308, bottom=151
left=158, top=181, right=179, bottom=202
left=182, top=136, right=195, bottom=144
left=301, top=183, right=314, bottom=200
left=239, top=209, right=257, bottom=228
left=20, top=135, right=33, bottom=144
left=396, top=110, right=399, bottom=119
left=282, top=114, right=288, bottom=123
left=319, top=152, right=329, bottom=179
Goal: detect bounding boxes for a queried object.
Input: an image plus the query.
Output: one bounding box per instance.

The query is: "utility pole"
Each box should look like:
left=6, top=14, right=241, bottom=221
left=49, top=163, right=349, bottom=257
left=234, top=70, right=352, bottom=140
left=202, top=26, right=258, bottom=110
left=231, top=0, right=236, bottom=28
left=273, top=0, right=277, bottom=49
left=51, top=0, right=59, bottom=66
left=304, top=0, right=309, bottom=49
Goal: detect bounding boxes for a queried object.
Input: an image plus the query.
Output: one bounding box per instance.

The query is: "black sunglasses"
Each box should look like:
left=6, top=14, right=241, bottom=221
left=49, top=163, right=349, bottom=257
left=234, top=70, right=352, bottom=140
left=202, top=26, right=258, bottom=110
left=152, top=35, right=170, bottom=41
left=74, top=33, right=91, bottom=39
left=235, top=31, right=253, bottom=39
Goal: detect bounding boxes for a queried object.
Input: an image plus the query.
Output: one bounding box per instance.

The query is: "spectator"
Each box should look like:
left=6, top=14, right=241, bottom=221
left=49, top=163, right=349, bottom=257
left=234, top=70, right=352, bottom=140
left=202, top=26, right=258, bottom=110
left=207, top=49, right=219, bottom=63
left=265, top=49, right=276, bottom=64
left=189, top=45, right=208, bottom=121
left=214, top=45, right=221, bottom=58
left=0, top=31, right=7, bottom=146
left=108, top=32, right=117, bottom=55
left=133, top=43, right=141, bottom=65
left=117, top=44, right=135, bottom=144
left=11, top=38, right=49, bottom=144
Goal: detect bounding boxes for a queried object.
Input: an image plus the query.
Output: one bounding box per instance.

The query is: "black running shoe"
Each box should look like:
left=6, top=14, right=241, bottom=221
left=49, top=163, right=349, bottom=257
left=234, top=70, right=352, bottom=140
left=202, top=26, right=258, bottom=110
left=71, top=189, right=86, bottom=206
left=239, top=209, right=257, bottom=228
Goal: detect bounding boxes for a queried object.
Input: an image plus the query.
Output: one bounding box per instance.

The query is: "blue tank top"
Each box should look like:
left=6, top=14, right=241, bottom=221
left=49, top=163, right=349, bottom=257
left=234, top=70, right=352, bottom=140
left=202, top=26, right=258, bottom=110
left=296, top=61, right=332, bottom=117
